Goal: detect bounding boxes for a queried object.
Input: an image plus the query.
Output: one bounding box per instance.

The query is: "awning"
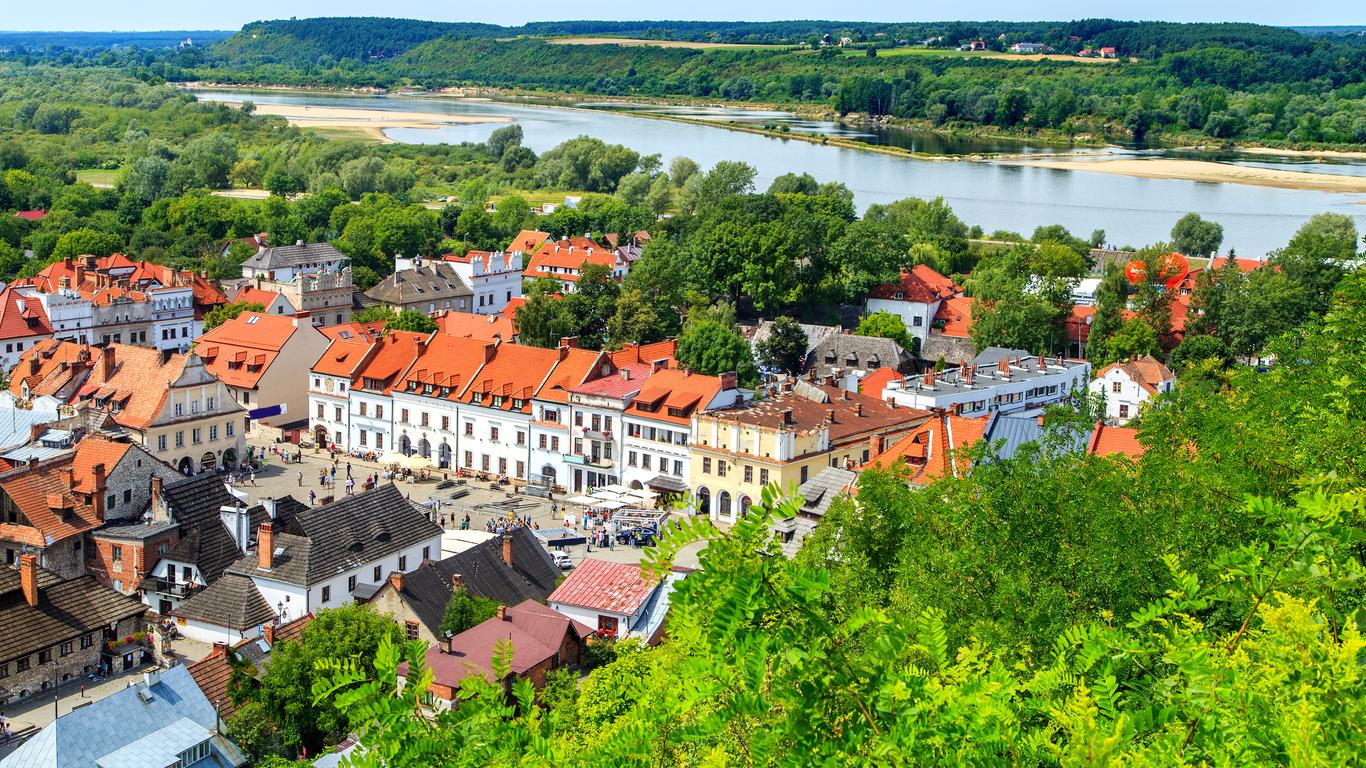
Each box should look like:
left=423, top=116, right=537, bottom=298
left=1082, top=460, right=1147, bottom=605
left=625, top=489, right=659, bottom=501
left=646, top=475, right=688, bottom=493
left=566, top=495, right=601, bottom=506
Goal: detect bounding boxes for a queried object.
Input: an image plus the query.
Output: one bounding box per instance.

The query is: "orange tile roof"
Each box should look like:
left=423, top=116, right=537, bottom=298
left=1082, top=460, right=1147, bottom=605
left=70, top=439, right=131, bottom=494
left=0, top=287, right=53, bottom=340
left=524, top=237, right=615, bottom=281
left=311, top=337, right=376, bottom=379
left=9, top=340, right=202, bottom=429
left=868, top=266, right=961, bottom=303
left=1208, top=256, right=1265, bottom=273
left=390, top=333, right=486, bottom=393
left=535, top=347, right=605, bottom=405
left=500, top=297, right=528, bottom=319
left=507, top=229, right=551, bottom=255
left=0, top=457, right=102, bottom=544
left=1094, top=355, right=1174, bottom=395
left=358, top=331, right=436, bottom=394
left=434, top=310, right=517, bottom=343
left=319, top=321, right=386, bottom=342
left=629, top=368, right=727, bottom=425
left=608, top=340, right=677, bottom=369
left=1087, top=422, right=1145, bottom=459
left=195, top=312, right=300, bottom=390
left=933, top=295, right=975, bottom=338
left=458, top=343, right=560, bottom=412
left=858, top=367, right=903, bottom=396
left=867, top=412, right=989, bottom=485
left=232, top=286, right=286, bottom=310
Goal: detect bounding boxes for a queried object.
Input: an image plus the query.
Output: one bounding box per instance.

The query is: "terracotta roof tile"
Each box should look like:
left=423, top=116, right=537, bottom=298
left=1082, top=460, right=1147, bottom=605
left=629, top=368, right=728, bottom=425
left=524, top=237, right=615, bottom=281
left=548, top=558, right=659, bottom=615
left=0, top=287, right=54, bottom=340
left=867, top=265, right=961, bottom=303
left=434, top=310, right=517, bottom=342
left=506, top=229, right=551, bottom=255
left=1094, top=355, right=1174, bottom=395
left=194, top=312, right=300, bottom=389
left=858, top=367, right=904, bottom=396
left=933, top=295, right=975, bottom=338
left=311, top=337, right=375, bottom=379
left=868, top=412, right=988, bottom=484
left=1087, top=422, right=1145, bottom=458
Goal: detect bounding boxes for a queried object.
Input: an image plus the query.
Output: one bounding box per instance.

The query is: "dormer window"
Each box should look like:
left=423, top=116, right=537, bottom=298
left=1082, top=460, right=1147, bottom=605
left=894, top=292, right=904, bottom=300
left=512, top=398, right=524, bottom=409
left=423, top=384, right=434, bottom=394
left=246, top=316, right=259, bottom=325
left=472, top=392, right=483, bottom=404
left=492, top=395, right=505, bottom=407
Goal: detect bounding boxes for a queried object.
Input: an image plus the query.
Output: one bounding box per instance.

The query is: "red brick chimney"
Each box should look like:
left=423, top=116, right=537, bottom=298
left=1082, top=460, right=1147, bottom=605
left=258, top=522, right=274, bottom=570
left=19, top=554, right=38, bottom=607
left=868, top=435, right=881, bottom=460
left=91, top=462, right=108, bottom=519
left=100, top=346, right=116, bottom=381
left=501, top=534, right=513, bottom=567
left=496, top=605, right=509, bottom=621
left=262, top=623, right=275, bottom=644
left=389, top=570, right=405, bottom=593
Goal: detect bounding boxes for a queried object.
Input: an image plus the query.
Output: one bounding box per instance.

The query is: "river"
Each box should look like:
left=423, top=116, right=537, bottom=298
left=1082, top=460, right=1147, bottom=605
left=194, top=90, right=1366, bottom=257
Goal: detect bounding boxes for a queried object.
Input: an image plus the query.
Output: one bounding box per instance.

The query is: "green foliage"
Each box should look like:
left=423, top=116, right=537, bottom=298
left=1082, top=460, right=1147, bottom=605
left=514, top=291, right=573, bottom=349
left=855, top=311, right=917, bottom=356
left=202, top=301, right=265, bottom=330
left=534, top=135, right=640, bottom=192
left=1094, top=317, right=1161, bottom=367
left=1171, top=211, right=1224, bottom=256
left=676, top=315, right=758, bottom=386
left=386, top=309, right=437, bottom=333
left=755, top=315, right=809, bottom=374
left=352, top=305, right=396, bottom=324
left=439, top=586, right=500, bottom=637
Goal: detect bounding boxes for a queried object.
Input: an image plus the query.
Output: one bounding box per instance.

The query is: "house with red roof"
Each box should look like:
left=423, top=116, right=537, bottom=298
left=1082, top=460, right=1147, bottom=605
left=400, top=599, right=592, bottom=709
left=523, top=237, right=628, bottom=292
left=858, top=367, right=904, bottom=397
left=548, top=557, right=687, bottom=641
left=866, top=409, right=1044, bottom=487
left=437, top=248, right=525, bottom=315
left=14, top=209, right=47, bottom=222
left=194, top=312, right=330, bottom=433
left=1088, top=355, right=1175, bottom=424
left=1087, top=422, right=1145, bottom=458
left=345, top=330, right=431, bottom=455
left=433, top=308, right=517, bottom=343
left=621, top=362, right=745, bottom=496
left=865, top=265, right=963, bottom=345
left=229, top=284, right=297, bottom=316
left=0, top=286, right=54, bottom=369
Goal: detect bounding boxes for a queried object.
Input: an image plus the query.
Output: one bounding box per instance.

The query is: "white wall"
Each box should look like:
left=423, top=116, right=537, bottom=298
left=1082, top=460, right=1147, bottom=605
left=548, top=602, right=632, bottom=640
left=177, top=618, right=250, bottom=645
left=864, top=297, right=940, bottom=344
left=1088, top=367, right=1168, bottom=425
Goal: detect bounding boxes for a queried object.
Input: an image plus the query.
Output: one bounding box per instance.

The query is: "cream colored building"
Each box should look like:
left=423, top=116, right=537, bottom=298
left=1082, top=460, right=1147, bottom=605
left=690, top=383, right=928, bottom=522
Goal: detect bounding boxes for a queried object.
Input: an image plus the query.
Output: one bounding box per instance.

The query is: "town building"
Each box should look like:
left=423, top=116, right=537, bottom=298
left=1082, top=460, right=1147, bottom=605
left=433, top=308, right=518, bottom=343
left=769, top=466, right=857, bottom=557
left=185, top=614, right=311, bottom=722
left=805, top=333, right=917, bottom=389
left=742, top=319, right=839, bottom=373
left=1, top=664, right=247, bottom=767
left=436, top=249, right=524, bottom=315
left=523, top=237, right=627, bottom=292
left=691, top=382, right=929, bottom=522
left=15, top=284, right=92, bottom=344
left=230, top=284, right=297, bottom=316
left=867, top=410, right=1045, bottom=486
left=348, top=331, right=430, bottom=456
left=0, top=287, right=54, bottom=370
left=308, top=333, right=376, bottom=450
left=7, top=340, right=248, bottom=474
left=864, top=266, right=962, bottom=346
left=240, top=241, right=348, bottom=283
left=195, top=484, right=441, bottom=638
left=923, top=295, right=977, bottom=366
left=622, top=366, right=745, bottom=496
left=1010, top=41, right=1050, bottom=53
left=366, top=528, right=561, bottom=647
left=547, top=557, right=685, bottom=641
left=233, top=263, right=354, bottom=328
left=1087, top=421, right=1146, bottom=458
left=365, top=258, right=474, bottom=316
left=195, top=312, right=330, bottom=434
left=401, top=600, right=591, bottom=710
left=1089, top=355, right=1176, bottom=424
left=0, top=554, right=146, bottom=706
left=882, top=348, right=1091, bottom=419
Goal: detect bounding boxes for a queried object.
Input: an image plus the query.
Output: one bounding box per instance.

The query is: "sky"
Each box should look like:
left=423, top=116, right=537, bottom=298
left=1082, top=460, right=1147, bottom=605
left=3, top=0, right=1361, bottom=31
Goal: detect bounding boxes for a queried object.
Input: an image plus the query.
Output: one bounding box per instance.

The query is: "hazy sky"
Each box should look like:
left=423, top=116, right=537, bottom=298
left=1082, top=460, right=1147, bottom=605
left=3, top=1, right=1359, bottom=31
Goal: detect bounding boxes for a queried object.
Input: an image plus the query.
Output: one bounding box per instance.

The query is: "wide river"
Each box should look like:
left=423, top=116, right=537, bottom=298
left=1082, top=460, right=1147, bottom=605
left=195, top=90, right=1366, bottom=257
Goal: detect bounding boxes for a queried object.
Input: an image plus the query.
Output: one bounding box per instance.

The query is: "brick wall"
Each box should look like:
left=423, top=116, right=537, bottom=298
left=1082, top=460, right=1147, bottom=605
left=87, top=530, right=178, bottom=597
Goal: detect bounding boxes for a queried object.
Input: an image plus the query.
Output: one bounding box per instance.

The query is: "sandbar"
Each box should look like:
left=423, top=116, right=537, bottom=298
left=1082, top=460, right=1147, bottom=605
left=209, top=101, right=510, bottom=142
left=1234, top=146, right=1366, bottom=161
left=1005, top=157, right=1366, bottom=193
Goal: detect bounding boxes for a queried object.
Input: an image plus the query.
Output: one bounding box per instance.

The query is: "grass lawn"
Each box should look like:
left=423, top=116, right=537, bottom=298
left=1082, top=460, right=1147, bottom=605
left=489, top=189, right=594, bottom=207
left=75, top=168, right=120, bottom=186
left=303, top=125, right=387, bottom=143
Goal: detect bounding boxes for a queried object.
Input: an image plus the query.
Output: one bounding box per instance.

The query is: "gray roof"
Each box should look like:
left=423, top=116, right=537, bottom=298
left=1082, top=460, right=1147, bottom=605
left=745, top=320, right=840, bottom=356
left=771, top=467, right=857, bottom=558
left=978, top=413, right=1046, bottom=460
left=973, top=346, right=1032, bottom=366
left=0, top=401, right=61, bottom=453
left=920, top=334, right=976, bottom=366
left=364, top=263, right=472, bottom=305
left=808, top=334, right=916, bottom=374
left=0, top=665, right=246, bottom=768
left=173, top=573, right=276, bottom=632
left=0, top=565, right=146, bottom=666
left=229, top=484, right=440, bottom=586
left=242, top=242, right=347, bottom=272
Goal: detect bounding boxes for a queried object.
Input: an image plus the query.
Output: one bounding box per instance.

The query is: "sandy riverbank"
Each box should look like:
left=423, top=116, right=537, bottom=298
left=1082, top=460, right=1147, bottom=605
left=1005, top=157, right=1366, bottom=193
left=208, top=101, right=510, bottom=143
left=1234, top=146, right=1366, bottom=161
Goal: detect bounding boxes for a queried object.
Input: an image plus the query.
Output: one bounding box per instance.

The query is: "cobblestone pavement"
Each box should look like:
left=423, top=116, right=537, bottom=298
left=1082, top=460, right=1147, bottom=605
left=241, top=438, right=708, bottom=569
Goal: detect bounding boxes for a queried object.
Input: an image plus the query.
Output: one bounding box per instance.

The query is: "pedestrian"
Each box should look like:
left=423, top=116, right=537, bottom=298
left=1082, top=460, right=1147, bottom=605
left=347, top=477, right=355, bottom=495
left=308, top=490, right=316, bottom=506
left=297, top=470, right=303, bottom=487
left=319, top=469, right=326, bottom=486
left=249, top=468, right=256, bottom=486
left=346, top=462, right=352, bottom=479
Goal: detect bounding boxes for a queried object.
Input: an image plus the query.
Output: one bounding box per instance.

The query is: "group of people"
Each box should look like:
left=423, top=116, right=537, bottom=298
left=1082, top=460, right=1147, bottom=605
left=0, top=712, right=11, bottom=745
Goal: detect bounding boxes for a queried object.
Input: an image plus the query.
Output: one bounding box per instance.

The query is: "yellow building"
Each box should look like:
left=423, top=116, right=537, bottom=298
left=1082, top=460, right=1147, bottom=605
left=690, top=383, right=930, bottom=522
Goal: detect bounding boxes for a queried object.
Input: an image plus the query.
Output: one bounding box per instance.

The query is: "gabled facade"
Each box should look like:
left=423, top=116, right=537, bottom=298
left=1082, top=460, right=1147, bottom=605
left=864, top=265, right=962, bottom=345
left=240, top=241, right=348, bottom=283
left=0, top=286, right=55, bottom=370
left=1088, top=355, right=1176, bottom=425
left=622, top=365, right=744, bottom=495
left=195, top=311, right=331, bottom=432
left=439, top=249, right=524, bottom=315
left=365, top=259, right=473, bottom=316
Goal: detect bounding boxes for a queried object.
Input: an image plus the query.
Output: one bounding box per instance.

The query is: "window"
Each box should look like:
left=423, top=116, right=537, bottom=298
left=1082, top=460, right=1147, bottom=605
left=464, top=422, right=474, bottom=436
left=441, top=415, right=450, bottom=431
left=551, top=436, right=559, bottom=452
left=157, top=434, right=167, bottom=452
left=913, top=316, right=923, bottom=326
left=227, top=421, right=235, bottom=437
left=800, top=465, right=809, bottom=483
left=317, top=403, right=325, bottom=418
left=123, top=489, right=132, bottom=504
left=209, top=425, right=218, bottom=441
left=702, top=458, right=711, bottom=475
left=498, top=458, right=507, bottom=476
left=359, top=430, right=368, bottom=447
left=17, top=658, right=30, bottom=672
left=360, top=402, right=368, bottom=417
left=192, top=428, right=202, bottom=444
left=420, top=412, right=429, bottom=427
left=641, top=454, right=651, bottom=470
left=423, top=546, right=430, bottom=559
left=60, top=641, right=71, bottom=657
left=321, top=585, right=331, bottom=603
left=111, top=545, right=122, bottom=566
left=575, top=411, right=583, bottom=427
left=399, top=555, right=407, bottom=570
left=373, top=565, right=382, bottom=582
left=464, top=451, right=473, bottom=467
left=81, top=635, right=93, bottom=649
left=515, top=461, right=524, bottom=479
left=377, top=405, right=386, bottom=419
left=760, top=468, right=769, bottom=485
left=174, top=402, right=183, bottom=417
left=376, top=433, right=383, bottom=450
left=744, top=465, right=753, bottom=483
left=39, top=649, right=52, bottom=663
left=490, top=426, right=499, bottom=441
left=481, top=455, right=490, bottom=472
left=335, top=407, right=343, bottom=422
left=597, top=615, right=619, bottom=636
left=0, top=663, right=7, bottom=678
left=591, top=414, right=601, bottom=432
left=516, top=431, right=526, bottom=445
left=348, top=575, right=357, bottom=591
left=175, top=431, right=184, bottom=448
left=674, top=460, right=683, bottom=476
left=628, top=451, right=637, bottom=467
left=539, top=434, right=547, bottom=449
left=717, top=461, right=727, bottom=478
left=1119, top=404, right=1130, bottom=419
left=405, top=621, right=420, bottom=640
left=1112, top=381, right=1122, bottom=393
left=179, top=741, right=211, bottom=766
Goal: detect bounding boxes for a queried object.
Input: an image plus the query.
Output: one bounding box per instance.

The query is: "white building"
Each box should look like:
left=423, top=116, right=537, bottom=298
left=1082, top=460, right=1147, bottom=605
left=864, top=265, right=962, bottom=345
left=883, top=347, right=1091, bottom=418
left=148, top=284, right=199, bottom=351
left=344, top=330, right=430, bottom=455
left=240, top=241, right=349, bottom=283
left=440, top=250, right=524, bottom=315
left=308, top=335, right=375, bottom=450
left=621, top=368, right=746, bottom=494
left=19, top=285, right=93, bottom=343
left=1088, top=355, right=1176, bottom=424
left=0, top=287, right=54, bottom=370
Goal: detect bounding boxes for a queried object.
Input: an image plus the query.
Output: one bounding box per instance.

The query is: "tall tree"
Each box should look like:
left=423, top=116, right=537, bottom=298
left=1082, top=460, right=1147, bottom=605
left=1171, top=212, right=1224, bottom=256
left=756, top=316, right=809, bottom=374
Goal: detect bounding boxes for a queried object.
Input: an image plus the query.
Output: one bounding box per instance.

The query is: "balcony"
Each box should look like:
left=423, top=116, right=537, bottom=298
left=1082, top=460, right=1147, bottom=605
left=150, top=578, right=197, bottom=598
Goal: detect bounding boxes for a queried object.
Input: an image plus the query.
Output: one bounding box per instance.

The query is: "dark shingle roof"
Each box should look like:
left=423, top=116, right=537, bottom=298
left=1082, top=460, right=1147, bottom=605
left=160, top=474, right=264, bottom=583
left=435, top=527, right=562, bottom=606
left=807, top=334, right=916, bottom=374
left=381, top=563, right=451, bottom=636
left=172, top=573, right=275, bottom=631
left=0, top=566, right=146, bottom=664
left=230, top=484, right=440, bottom=586
left=364, top=263, right=472, bottom=305
left=242, top=242, right=347, bottom=271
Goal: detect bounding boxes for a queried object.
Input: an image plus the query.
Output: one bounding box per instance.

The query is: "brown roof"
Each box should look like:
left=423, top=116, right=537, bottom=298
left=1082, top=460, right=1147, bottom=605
left=1088, top=422, right=1146, bottom=458
left=868, top=412, right=989, bottom=485
left=407, top=600, right=592, bottom=691
left=0, top=564, right=146, bottom=664
left=702, top=384, right=930, bottom=447
left=0, top=456, right=102, bottom=546
left=1095, top=355, right=1174, bottom=395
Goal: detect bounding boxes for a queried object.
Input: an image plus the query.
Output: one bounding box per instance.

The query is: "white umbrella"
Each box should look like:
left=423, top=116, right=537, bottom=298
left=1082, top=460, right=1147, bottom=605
left=591, top=490, right=625, bottom=503
left=567, top=495, right=601, bottom=506
left=625, top=489, right=659, bottom=501
left=600, top=483, right=631, bottom=495
left=400, top=453, right=432, bottom=469
left=377, top=452, right=408, bottom=466
left=595, top=500, right=628, bottom=511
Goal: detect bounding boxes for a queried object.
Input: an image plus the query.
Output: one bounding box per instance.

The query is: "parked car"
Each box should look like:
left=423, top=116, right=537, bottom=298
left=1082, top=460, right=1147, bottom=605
left=551, top=551, right=574, bottom=569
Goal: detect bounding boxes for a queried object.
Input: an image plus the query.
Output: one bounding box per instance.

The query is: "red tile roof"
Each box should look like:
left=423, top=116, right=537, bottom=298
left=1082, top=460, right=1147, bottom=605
left=195, top=312, right=301, bottom=390
left=500, top=297, right=528, bottom=319
left=524, top=238, right=615, bottom=282
left=858, top=367, right=903, bottom=396
left=548, top=558, right=660, bottom=615
left=506, top=229, right=551, bottom=255
left=608, top=340, right=676, bottom=369
left=1087, top=422, right=1145, bottom=459
left=14, top=210, right=47, bottom=221
left=434, top=310, right=517, bottom=343
left=459, top=343, right=560, bottom=412
left=534, top=347, right=605, bottom=405
left=868, top=412, right=989, bottom=485
left=933, top=295, right=975, bottom=338
left=0, top=455, right=102, bottom=545
left=10, top=341, right=199, bottom=429
left=409, top=600, right=591, bottom=690
left=318, top=321, right=386, bottom=342
left=70, top=439, right=131, bottom=494
left=232, top=285, right=287, bottom=310
left=0, top=288, right=54, bottom=340
left=359, top=331, right=437, bottom=394
left=868, top=265, right=961, bottom=303
left=311, top=337, right=376, bottom=379
left=1208, top=256, right=1265, bottom=273
left=1094, top=355, right=1174, bottom=395
left=628, top=368, right=728, bottom=425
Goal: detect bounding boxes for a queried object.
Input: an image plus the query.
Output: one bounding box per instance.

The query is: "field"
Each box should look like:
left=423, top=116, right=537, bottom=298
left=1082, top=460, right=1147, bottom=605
left=75, top=169, right=120, bottom=186
left=547, top=36, right=789, bottom=49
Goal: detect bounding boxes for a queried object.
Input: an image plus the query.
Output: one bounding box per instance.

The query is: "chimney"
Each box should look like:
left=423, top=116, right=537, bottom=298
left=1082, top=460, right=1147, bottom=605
left=496, top=605, right=509, bottom=621
left=296, top=239, right=304, bottom=247
left=258, top=522, right=274, bottom=570
left=261, top=497, right=277, bottom=519
left=389, top=570, right=405, bottom=593
left=60, top=467, right=74, bottom=488
left=619, top=368, right=630, bottom=381
left=100, top=347, right=116, bottom=381
left=91, top=462, right=107, bottom=519
left=262, top=623, right=276, bottom=644
left=827, top=408, right=837, bottom=424
left=19, top=554, right=38, bottom=607
left=501, top=534, right=513, bottom=567
left=291, top=312, right=310, bottom=327
left=718, top=371, right=737, bottom=390
left=781, top=408, right=793, bottom=425
left=150, top=476, right=169, bottom=523
left=558, top=336, right=579, bottom=350
left=92, top=463, right=107, bottom=492
left=29, top=424, right=43, bottom=442
left=450, top=573, right=464, bottom=592
left=416, top=333, right=429, bottom=355
left=868, top=434, right=881, bottom=459
left=924, top=370, right=936, bottom=388
left=855, top=402, right=863, bottom=417
left=211, top=642, right=229, bottom=658
left=27, top=356, right=39, bottom=377
left=485, top=343, right=498, bottom=364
